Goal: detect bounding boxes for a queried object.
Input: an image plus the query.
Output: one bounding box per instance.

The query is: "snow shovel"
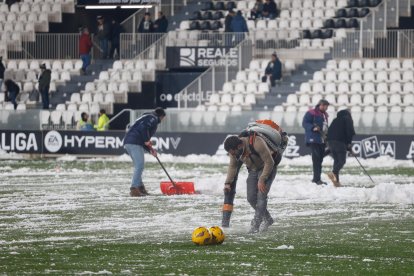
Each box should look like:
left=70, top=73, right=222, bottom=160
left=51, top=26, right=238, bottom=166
left=156, top=156, right=196, bottom=195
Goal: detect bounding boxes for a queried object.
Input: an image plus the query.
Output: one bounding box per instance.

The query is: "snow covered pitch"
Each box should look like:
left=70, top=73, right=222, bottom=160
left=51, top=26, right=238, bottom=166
left=1, top=154, right=413, bottom=275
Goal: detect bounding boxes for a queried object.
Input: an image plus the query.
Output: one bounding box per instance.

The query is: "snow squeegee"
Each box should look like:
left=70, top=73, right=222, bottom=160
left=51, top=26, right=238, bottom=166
left=156, top=156, right=196, bottom=195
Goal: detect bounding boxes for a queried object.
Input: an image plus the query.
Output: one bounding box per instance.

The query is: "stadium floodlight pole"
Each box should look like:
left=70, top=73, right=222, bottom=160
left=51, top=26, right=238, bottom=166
left=351, top=152, right=375, bottom=185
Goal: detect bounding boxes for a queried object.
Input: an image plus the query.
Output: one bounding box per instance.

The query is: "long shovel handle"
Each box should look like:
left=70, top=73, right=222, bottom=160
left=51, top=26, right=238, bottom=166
left=351, top=152, right=375, bottom=184
left=155, top=155, right=177, bottom=188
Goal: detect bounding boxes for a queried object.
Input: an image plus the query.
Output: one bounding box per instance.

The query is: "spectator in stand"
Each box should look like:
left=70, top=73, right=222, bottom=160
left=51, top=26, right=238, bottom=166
left=262, top=53, right=282, bottom=87
left=262, top=0, right=278, bottom=19
left=76, top=112, right=94, bottom=131
left=153, top=11, right=168, bottom=33
left=251, top=0, right=264, bottom=19
left=231, top=11, right=249, bottom=46
left=4, top=79, right=19, bottom=110
left=79, top=27, right=93, bottom=75
left=138, top=12, right=154, bottom=33
left=224, top=10, right=235, bottom=46
left=95, top=109, right=110, bottom=131
left=96, top=16, right=110, bottom=59
left=109, top=19, right=123, bottom=59
left=0, top=56, right=5, bottom=92
left=38, top=64, right=51, bottom=110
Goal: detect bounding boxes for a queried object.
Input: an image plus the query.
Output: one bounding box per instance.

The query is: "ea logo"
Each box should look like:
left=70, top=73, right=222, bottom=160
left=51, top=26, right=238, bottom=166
left=44, top=131, right=63, bottom=153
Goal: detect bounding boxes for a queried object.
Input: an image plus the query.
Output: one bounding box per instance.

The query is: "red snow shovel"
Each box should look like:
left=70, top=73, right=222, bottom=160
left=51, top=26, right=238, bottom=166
left=156, top=156, right=196, bottom=195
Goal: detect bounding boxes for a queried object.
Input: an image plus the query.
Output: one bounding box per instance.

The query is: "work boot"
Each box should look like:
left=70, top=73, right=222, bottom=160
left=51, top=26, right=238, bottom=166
left=139, top=184, right=150, bottom=195
left=248, top=218, right=261, bottom=234
left=327, top=172, right=341, bottom=187
left=222, top=211, right=232, bottom=228
left=260, top=216, right=274, bottom=233
left=130, top=187, right=145, bottom=197
left=313, top=180, right=327, bottom=185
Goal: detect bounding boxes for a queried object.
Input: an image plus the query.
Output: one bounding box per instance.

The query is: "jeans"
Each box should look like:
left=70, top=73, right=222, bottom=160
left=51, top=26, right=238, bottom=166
left=100, top=39, right=109, bottom=59
left=80, top=54, right=91, bottom=71
left=328, top=140, right=347, bottom=182
left=246, top=167, right=277, bottom=226
left=40, top=86, right=49, bottom=109
left=8, top=90, right=17, bottom=109
left=310, top=143, right=326, bottom=182
left=124, top=144, right=145, bottom=188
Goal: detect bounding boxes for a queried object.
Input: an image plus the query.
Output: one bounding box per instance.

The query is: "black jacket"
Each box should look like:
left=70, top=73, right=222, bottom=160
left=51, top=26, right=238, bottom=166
left=138, top=19, right=154, bottom=33
left=327, top=110, right=355, bottom=145
left=224, top=14, right=233, bottom=32
left=265, top=58, right=282, bottom=80
left=0, top=60, right=5, bottom=79
left=154, top=16, right=168, bottom=33
left=110, top=22, right=123, bottom=43
left=39, top=69, right=51, bottom=90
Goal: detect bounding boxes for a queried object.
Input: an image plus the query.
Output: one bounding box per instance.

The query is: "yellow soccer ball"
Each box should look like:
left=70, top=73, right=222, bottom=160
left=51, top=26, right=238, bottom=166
left=209, top=226, right=225, bottom=245
left=191, top=227, right=211, bottom=246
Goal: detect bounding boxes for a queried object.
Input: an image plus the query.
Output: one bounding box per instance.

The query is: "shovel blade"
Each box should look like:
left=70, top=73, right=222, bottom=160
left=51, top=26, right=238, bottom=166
left=160, top=181, right=196, bottom=195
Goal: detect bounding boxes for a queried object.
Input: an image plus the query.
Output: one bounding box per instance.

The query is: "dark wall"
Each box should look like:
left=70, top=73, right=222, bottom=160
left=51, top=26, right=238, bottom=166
left=49, top=7, right=137, bottom=33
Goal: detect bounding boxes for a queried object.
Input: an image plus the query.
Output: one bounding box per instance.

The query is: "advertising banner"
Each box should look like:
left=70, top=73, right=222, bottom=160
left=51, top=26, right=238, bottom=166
left=166, top=47, right=239, bottom=69
left=77, top=0, right=160, bottom=6
left=0, top=130, right=413, bottom=160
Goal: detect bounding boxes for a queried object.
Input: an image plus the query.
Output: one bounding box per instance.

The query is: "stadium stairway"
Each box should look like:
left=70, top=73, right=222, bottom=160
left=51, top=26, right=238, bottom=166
left=253, top=55, right=331, bottom=110
left=49, top=59, right=114, bottom=108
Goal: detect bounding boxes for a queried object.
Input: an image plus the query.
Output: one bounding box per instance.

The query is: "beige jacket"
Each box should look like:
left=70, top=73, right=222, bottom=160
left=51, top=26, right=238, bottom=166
left=225, top=136, right=275, bottom=184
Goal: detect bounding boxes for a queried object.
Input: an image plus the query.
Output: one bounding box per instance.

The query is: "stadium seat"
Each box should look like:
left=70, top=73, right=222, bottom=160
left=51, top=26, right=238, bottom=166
left=361, top=106, right=375, bottom=127
left=351, top=82, right=363, bottom=94
left=376, top=59, right=388, bottom=70
left=285, top=94, right=298, bottom=106
left=389, top=94, right=402, bottom=106
left=403, top=106, right=414, bottom=127
left=284, top=106, right=297, bottom=127
left=338, top=72, right=350, bottom=83
left=403, top=82, right=414, bottom=94
left=350, top=94, right=362, bottom=105
left=313, top=83, right=324, bottom=94
left=62, top=111, right=74, bottom=128
left=350, top=106, right=362, bottom=127
left=351, top=71, right=363, bottom=82
left=40, top=110, right=50, bottom=127
left=56, top=103, right=66, bottom=111
left=375, top=106, right=388, bottom=128
left=67, top=103, right=77, bottom=112
left=221, top=94, right=232, bottom=105
left=402, top=71, right=413, bottom=82
left=402, top=59, right=413, bottom=70
left=363, top=82, right=375, bottom=94
left=389, top=106, right=402, bottom=128
left=376, top=94, right=388, bottom=106
left=403, top=94, right=414, bottom=106
left=69, top=93, right=81, bottom=103
left=389, top=59, right=400, bottom=70
left=363, top=94, right=375, bottom=105
left=325, top=83, right=336, bottom=94
left=377, top=82, right=388, bottom=94
left=50, top=110, right=62, bottom=126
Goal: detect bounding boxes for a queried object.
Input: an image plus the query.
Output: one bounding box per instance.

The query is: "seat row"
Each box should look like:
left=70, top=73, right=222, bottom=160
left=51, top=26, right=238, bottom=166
left=1, top=81, right=57, bottom=94
left=312, top=70, right=414, bottom=83
left=327, top=59, right=414, bottom=71
left=299, top=81, right=414, bottom=95
left=221, top=82, right=270, bottom=95
left=286, top=93, right=414, bottom=107
left=278, top=0, right=381, bottom=9
left=272, top=104, right=412, bottom=128
left=111, top=60, right=158, bottom=71
left=5, top=59, right=83, bottom=72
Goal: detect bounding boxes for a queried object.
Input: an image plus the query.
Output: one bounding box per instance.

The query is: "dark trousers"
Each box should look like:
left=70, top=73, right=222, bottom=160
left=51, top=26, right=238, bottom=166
left=40, top=86, right=49, bottom=109
left=328, top=140, right=347, bottom=182
left=310, top=143, right=326, bottom=182
left=8, top=90, right=18, bottom=109
left=110, top=42, right=119, bottom=59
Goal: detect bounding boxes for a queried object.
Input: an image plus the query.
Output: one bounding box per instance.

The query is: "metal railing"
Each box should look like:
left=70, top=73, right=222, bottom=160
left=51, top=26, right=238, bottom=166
left=332, top=30, right=414, bottom=59
left=6, top=33, right=99, bottom=60
left=177, top=38, right=253, bottom=108
left=121, top=0, right=189, bottom=33
left=120, top=33, right=167, bottom=60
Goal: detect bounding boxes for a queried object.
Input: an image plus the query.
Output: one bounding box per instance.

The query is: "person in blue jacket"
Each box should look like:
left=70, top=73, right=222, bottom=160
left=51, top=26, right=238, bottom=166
left=123, top=107, right=166, bottom=197
left=230, top=10, right=248, bottom=46
left=302, top=99, right=330, bottom=185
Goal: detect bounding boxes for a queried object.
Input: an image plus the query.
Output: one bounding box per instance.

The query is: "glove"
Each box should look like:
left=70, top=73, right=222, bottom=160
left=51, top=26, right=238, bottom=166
left=347, top=144, right=353, bottom=151
left=145, top=141, right=157, bottom=157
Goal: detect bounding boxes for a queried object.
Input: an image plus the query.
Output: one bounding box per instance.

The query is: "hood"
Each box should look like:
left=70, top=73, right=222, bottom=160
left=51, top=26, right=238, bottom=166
left=337, top=109, right=351, bottom=118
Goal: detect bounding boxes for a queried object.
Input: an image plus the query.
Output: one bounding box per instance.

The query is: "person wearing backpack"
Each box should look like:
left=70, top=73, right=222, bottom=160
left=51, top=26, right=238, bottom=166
left=222, top=121, right=287, bottom=234
left=4, top=79, right=20, bottom=110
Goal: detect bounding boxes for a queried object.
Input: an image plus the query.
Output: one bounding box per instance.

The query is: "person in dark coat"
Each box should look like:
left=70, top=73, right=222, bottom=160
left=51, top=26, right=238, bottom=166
left=153, top=11, right=168, bottom=33
left=96, top=16, right=110, bottom=59
left=251, top=0, right=264, bottom=19
left=230, top=11, right=248, bottom=46
left=138, top=12, right=154, bottom=33
left=326, top=109, right=355, bottom=187
left=0, top=56, right=5, bottom=92
left=4, top=79, right=19, bottom=110
left=302, top=99, right=330, bottom=185
left=38, top=64, right=51, bottom=110
left=224, top=10, right=235, bottom=46
left=109, top=19, right=123, bottom=59
left=262, top=0, right=278, bottom=19
left=262, top=53, right=282, bottom=87
left=123, top=108, right=166, bottom=197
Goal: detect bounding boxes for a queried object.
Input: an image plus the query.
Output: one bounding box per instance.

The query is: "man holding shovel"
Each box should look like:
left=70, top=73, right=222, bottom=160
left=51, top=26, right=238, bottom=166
left=123, top=108, right=166, bottom=197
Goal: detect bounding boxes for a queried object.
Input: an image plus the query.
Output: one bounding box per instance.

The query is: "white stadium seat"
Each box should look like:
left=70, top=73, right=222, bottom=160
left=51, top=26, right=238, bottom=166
left=375, top=106, right=388, bottom=128
left=389, top=106, right=402, bottom=128
left=361, top=106, right=375, bottom=127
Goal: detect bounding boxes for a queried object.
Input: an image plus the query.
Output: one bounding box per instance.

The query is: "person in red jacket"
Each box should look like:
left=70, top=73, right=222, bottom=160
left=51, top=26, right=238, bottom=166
left=79, top=27, right=93, bottom=75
